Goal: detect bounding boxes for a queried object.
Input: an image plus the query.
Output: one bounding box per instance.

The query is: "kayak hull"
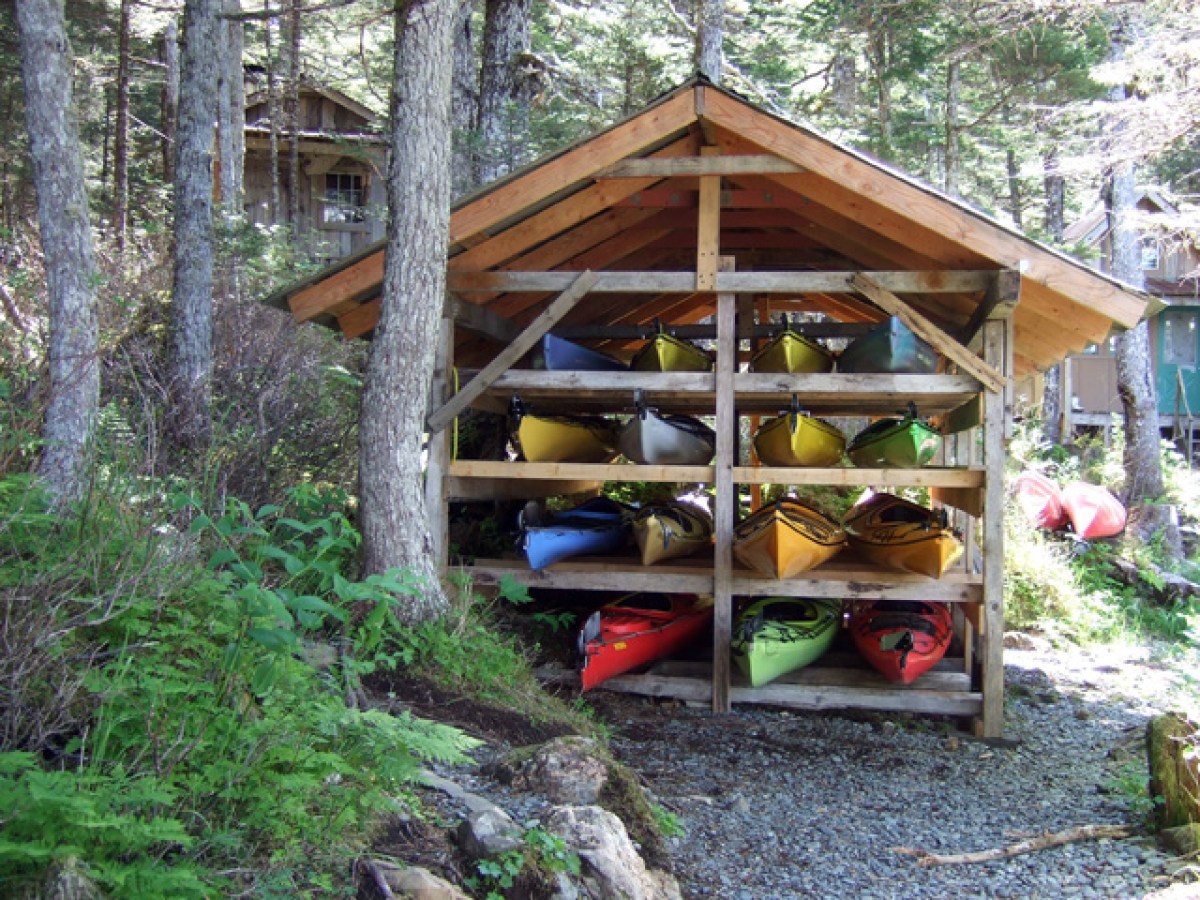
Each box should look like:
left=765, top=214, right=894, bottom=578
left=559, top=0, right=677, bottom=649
left=522, top=497, right=631, bottom=570
left=837, top=317, right=938, bottom=374
left=753, top=412, right=846, bottom=467
left=732, top=596, right=841, bottom=687
left=843, top=492, right=963, bottom=579
left=850, top=600, right=953, bottom=684
left=515, top=411, right=619, bottom=463
left=632, top=500, right=713, bottom=566
left=1014, top=471, right=1068, bottom=530
left=847, top=417, right=941, bottom=468
left=619, top=408, right=716, bottom=465
left=749, top=329, right=834, bottom=374
left=631, top=332, right=714, bottom=372
left=734, top=499, right=846, bottom=579
left=1061, top=481, right=1126, bottom=539
left=578, top=593, right=713, bottom=690
left=535, top=333, right=626, bottom=372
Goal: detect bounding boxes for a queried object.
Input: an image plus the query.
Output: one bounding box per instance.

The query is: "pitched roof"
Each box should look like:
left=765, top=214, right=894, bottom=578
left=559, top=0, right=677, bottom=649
left=265, top=77, right=1151, bottom=379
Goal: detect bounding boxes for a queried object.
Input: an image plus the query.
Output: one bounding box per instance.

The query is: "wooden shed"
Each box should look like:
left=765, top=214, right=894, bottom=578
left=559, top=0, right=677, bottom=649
left=267, top=78, right=1150, bottom=737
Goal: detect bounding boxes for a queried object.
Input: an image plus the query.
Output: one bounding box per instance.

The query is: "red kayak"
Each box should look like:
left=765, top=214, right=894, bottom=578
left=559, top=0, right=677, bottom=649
left=1061, top=481, right=1126, bottom=539
left=1014, top=471, right=1067, bottom=530
left=849, top=600, right=953, bottom=685
left=577, top=593, right=712, bottom=691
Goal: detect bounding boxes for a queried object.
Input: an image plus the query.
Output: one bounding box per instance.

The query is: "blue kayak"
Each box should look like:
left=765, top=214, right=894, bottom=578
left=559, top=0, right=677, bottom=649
left=522, top=497, right=632, bottom=570
left=534, top=333, right=627, bottom=372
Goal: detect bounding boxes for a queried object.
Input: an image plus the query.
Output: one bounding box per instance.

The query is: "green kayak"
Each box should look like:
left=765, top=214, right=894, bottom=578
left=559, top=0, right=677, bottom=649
left=847, top=405, right=941, bottom=468
left=731, top=597, right=841, bottom=687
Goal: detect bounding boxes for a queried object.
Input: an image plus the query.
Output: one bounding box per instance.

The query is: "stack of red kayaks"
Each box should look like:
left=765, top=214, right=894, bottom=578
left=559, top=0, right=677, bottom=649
left=849, top=600, right=952, bottom=685
left=1013, top=471, right=1067, bottom=530
left=1061, top=481, right=1127, bottom=539
left=577, top=593, right=712, bottom=691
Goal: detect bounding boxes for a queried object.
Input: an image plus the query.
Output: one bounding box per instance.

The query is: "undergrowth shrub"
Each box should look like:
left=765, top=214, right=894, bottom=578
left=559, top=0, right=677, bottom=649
left=0, top=475, right=478, bottom=897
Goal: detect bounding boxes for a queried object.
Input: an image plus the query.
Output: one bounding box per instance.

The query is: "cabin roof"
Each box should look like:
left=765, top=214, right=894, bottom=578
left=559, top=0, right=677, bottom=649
left=265, top=77, right=1152, bottom=380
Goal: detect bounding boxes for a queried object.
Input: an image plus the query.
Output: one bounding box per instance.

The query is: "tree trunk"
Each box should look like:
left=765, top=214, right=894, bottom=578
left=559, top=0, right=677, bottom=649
left=167, top=0, right=220, bottom=452
left=695, top=0, right=723, bottom=84
left=1042, top=364, right=1062, bottom=444
left=216, top=0, right=245, bottom=214
left=868, top=24, right=892, bottom=157
left=160, top=20, right=180, bottom=184
left=476, top=0, right=533, bottom=184
left=285, top=1, right=301, bottom=237
left=451, top=0, right=478, bottom=197
left=17, top=0, right=100, bottom=505
left=1043, top=148, right=1064, bottom=242
left=944, top=60, right=960, bottom=198
left=359, top=0, right=457, bottom=621
left=1006, top=147, right=1023, bottom=231
left=831, top=50, right=856, bottom=119
left=113, top=0, right=131, bottom=252
left=264, top=1, right=281, bottom=223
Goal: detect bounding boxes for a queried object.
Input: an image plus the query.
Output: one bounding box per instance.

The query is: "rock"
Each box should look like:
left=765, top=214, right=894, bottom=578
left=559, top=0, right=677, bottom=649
left=1147, top=713, right=1200, bottom=830
left=1003, top=631, right=1040, bottom=651
left=546, top=805, right=682, bottom=900
left=1159, top=824, right=1200, bottom=856
left=380, top=864, right=472, bottom=900
left=512, top=736, right=610, bottom=805
left=456, top=807, right=524, bottom=859
left=38, top=858, right=102, bottom=900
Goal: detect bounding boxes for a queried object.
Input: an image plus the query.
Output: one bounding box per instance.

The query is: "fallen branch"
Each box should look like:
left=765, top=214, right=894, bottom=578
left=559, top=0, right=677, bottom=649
left=893, top=824, right=1132, bottom=867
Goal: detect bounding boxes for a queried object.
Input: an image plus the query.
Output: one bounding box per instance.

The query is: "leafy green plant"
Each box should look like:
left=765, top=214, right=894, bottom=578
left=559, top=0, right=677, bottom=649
left=651, top=803, right=685, bottom=839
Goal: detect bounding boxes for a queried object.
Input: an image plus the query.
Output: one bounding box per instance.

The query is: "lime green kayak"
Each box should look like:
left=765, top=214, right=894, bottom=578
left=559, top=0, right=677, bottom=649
left=749, top=321, right=834, bottom=374
left=731, top=597, right=841, bottom=687
left=847, top=406, right=941, bottom=468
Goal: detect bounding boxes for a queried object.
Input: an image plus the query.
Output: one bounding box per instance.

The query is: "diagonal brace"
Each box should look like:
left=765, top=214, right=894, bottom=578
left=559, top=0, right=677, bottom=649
left=850, top=273, right=1007, bottom=393
left=426, top=270, right=599, bottom=432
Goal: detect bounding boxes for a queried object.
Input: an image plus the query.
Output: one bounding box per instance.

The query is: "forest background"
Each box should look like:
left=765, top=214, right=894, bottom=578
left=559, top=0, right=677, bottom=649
left=1, top=0, right=1199, bottom=896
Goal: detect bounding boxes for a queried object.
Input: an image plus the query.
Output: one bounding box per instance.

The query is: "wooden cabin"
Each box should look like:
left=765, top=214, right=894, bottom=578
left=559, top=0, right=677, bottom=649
left=243, top=83, right=386, bottom=261
left=1058, top=189, right=1200, bottom=447
left=265, top=78, right=1150, bottom=738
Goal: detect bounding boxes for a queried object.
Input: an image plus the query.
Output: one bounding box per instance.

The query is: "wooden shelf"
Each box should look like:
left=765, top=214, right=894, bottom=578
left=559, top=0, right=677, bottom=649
left=449, top=460, right=985, bottom=488
left=537, top=660, right=982, bottom=716
left=472, top=370, right=983, bottom=417
left=467, top=554, right=983, bottom=603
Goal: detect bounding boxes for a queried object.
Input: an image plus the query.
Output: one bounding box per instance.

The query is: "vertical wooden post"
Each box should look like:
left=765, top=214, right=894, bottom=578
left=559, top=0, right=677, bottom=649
left=696, top=148, right=721, bottom=291
left=978, top=317, right=1011, bottom=737
left=712, top=258, right=737, bottom=714
left=425, top=315, right=454, bottom=568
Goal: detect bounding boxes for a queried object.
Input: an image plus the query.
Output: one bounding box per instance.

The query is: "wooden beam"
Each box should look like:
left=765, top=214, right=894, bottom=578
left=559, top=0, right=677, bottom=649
left=851, top=273, right=1006, bottom=394
left=962, top=268, right=1022, bottom=350
left=978, top=318, right=1009, bottom=738
left=700, top=90, right=1147, bottom=328
left=446, top=294, right=523, bottom=344
left=696, top=150, right=721, bottom=291
left=449, top=88, right=696, bottom=245
left=289, top=251, right=384, bottom=323
left=596, top=155, right=802, bottom=178
left=448, top=269, right=995, bottom=295
left=426, top=271, right=599, bottom=432
left=712, top=266, right=736, bottom=714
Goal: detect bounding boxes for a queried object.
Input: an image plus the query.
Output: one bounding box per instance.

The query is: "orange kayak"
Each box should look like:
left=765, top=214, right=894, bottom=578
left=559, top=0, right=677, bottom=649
left=1061, top=481, right=1126, bottom=539
left=1014, top=471, right=1067, bottom=530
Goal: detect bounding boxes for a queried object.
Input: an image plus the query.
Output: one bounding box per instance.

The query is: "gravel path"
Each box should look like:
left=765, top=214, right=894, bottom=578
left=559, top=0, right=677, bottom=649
left=598, top=642, right=1195, bottom=899
left=420, top=640, right=1199, bottom=899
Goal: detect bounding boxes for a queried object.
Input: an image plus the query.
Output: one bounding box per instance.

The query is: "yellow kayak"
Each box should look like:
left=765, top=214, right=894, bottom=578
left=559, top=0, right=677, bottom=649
left=753, top=404, right=846, bottom=467
left=749, top=321, right=834, bottom=374
left=632, top=500, right=714, bottom=566
left=512, top=399, right=619, bottom=463
left=843, top=491, right=963, bottom=579
left=734, top=498, right=846, bottom=579
left=631, top=323, right=714, bottom=373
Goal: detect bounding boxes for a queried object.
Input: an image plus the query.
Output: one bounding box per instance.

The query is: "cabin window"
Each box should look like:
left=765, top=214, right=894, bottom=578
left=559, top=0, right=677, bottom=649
left=323, top=172, right=365, bottom=225
left=1141, top=237, right=1161, bottom=271
left=1163, top=312, right=1197, bottom=366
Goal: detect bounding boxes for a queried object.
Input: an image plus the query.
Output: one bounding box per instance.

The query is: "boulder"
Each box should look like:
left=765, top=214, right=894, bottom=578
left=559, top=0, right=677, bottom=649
left=545, top=805, right=681, bottom=900
left=1159, top=823, right=1200, bottom=856
left=1147, top=713, right=1200, bottom=831
left=375, top=863, right=472, bottom=900
left=456, top=807, right=524, bottom=860
left=510, top=736, right=610, bottom=805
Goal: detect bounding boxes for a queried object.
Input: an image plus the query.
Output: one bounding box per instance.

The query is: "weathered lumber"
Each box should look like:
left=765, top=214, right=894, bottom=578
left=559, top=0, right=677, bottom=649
left=426, top=270, right=598, bottom=432
left=595, top=154, right=803, bottom=177
left=893, top=825, right=1132, bottom=867
left=850, top=273, right=1006, bottom=393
